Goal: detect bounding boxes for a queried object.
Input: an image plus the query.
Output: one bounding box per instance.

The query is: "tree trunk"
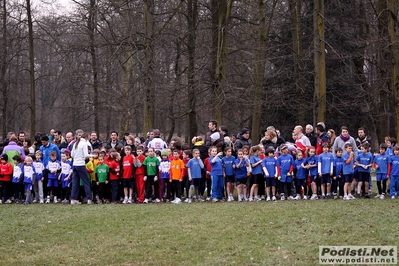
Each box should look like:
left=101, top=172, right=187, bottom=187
left=88, top=0, right=99, bottom=134
left=143, top=0, right=155, bottom=135
left=0, top=0, right=7, bottom=138
left=187, top=0, right=198, bottom=146
left=27, top=0, right=36, bottom=136
left=313, top=0, right=326, bottom=124
left=211, top=0, right=233, bottom=125
left=252, top=0, right=277, bottom=140
left=387, top=0, right=399, bottom=140
left=290, top=0, right=305, bottom=125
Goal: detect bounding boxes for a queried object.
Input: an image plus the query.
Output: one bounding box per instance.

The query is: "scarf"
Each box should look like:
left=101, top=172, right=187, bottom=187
left=340, top=134, right=350, bottom=142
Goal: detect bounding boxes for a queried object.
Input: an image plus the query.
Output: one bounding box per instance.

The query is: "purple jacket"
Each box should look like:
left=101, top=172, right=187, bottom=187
left=1, top=141, right=26, bottom=160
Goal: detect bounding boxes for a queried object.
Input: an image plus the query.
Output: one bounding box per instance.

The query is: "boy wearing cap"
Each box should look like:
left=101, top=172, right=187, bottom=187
left=0, top=154, right=13, bottom=203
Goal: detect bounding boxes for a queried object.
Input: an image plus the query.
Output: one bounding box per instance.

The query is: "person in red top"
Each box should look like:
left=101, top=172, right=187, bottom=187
left=122, top=146, right=134, bottom=204
left=203, top=153, right=212, bottom=201
left=182, top=150, right=191, bottom=201
left=0, top=154, right=13, bottom=203
left=107, top=151, right=120, bottom=203
left=134, top=146, right=146, bottom=203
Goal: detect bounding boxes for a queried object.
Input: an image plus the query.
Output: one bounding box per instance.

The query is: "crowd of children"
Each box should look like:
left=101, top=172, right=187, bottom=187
left=1, top=129, right=399, bottom=205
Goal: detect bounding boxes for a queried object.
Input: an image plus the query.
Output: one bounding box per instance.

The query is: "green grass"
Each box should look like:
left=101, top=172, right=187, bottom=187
left=0, top=199, right=398, bottom=265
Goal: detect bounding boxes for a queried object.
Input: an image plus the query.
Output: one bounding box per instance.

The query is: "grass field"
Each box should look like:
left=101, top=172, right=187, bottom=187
left=0, top=199, right=398, bottom=266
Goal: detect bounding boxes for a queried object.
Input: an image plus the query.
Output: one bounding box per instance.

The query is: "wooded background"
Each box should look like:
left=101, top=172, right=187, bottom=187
left=1, top=0, right=398, bottom=149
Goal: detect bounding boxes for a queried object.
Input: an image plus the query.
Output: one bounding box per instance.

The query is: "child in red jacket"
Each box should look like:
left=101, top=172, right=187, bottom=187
left=0, top=154, right=13, bottom=203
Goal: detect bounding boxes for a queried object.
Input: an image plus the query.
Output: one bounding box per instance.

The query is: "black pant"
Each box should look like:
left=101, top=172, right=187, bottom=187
left=171, top=180, right=182, bottom=199
left=111, top=180, right=119, bottom=202
left=98, top=182, right=108, bottom=201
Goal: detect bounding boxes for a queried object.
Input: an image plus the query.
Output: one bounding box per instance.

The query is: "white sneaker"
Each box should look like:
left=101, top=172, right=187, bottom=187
left=39, top=200, right=44, bottom=204
left=374, top=194, right=381, bottom=199
left=0, top=200, right=2, bottom=204
left=348, top=194, right=355, bottom=200
left=173, top=197, right=182, bottom=204
left=32, top=199, right=37, bottom=203
left=380, top=194, right=385, bottom=199
left=248, top=197, right=253, bottom=202
left=310, top=195, right=318, bottom=200
left=206, top=197, right=211, bottom=201
left=287, top=196, right=294, bottom=200
left=87, top=200, right=93, bottom=205
left=272, top=196, right=276, bottom=201
left=238, top=195, right=242, bottom=202
left=184, top=198, right=189, bottom=203
left=303, top=195, right=308, bottom=200
left=143, top=198, right=149, bottom=204
left=127, top=198, right=132, bottom=204
left=280, top=195, right=285, bottom=201
left=254, top=196, right=261, bottom=201
left=343, top=195, right=349, bottom=200
left=53, top=197, right=58, bottom=203
left=266, top=196, right=270, bottom=201
left=187, top=198, right=192, bottom=203
left=294, top=195, right=300, bottom=200
left=260, top=195, right=265, bottom=200
left=70, top=199, right=81, bottom=205
left=212, top=198, right=219, bottom=203
left=122, top=198, right=128, bottom=204
left=154, top=198, right=161, bottom=203
left=227, top=196, right=233, bottom=202
left=391, top=196, right=395, bottom=199
left=45, top=198, right=50, bottom=204
left=5, top=199, right=11, bottom=204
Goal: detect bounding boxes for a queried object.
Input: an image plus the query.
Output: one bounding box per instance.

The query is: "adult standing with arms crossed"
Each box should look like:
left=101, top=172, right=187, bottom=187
left=70, top=129, right=93, bottom=205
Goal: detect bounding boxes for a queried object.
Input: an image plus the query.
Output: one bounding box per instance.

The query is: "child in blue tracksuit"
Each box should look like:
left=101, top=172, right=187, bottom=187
left=277, top=145, right=294, bottom=200
left=318, top=144, right=334, bottom=199
left=302, top=147, right=318, bottom=200
left=210, top=146, right=223, bottom=202
left=374, top=143, right=391, bottom=199
left=342, top=143, right=355, bottom=200
left=249, top=146, right=263, bottom=201
left=333, top=148, right=344, bottom=198
left=222, top=147, right=236, bottom=202
left=12, top=155, right=24, bottom=203
left=355, top=143, right=373, bottom=198
left=390, top=146, right=399, bottom=199
left=186, top=149, right=204, bottom=203
left=294, top=150, right=306, bottom=200
left=23, top=156, right=35, bottom=204
left=234, top=149, right=249, bottom=201
left=262, top=148, right=277, bottom=201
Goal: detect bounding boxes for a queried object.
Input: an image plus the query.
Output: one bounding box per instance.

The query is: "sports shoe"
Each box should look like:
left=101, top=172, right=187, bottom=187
left=294, top=195, right=300, bottom=200
left=248, top=197, right=253, bottom=202
left=238, top=195, right=242, bottom=202
left=143, top=198, right=149, bottom=204
left=374, top=194, right=381, bottom=199
left=187, top=198, right=192, bottom=204
left=260, top=195, right=265, bottom=200
left=24, top=201, right=30, bottom=204
left=39, top=199, right=44, bottom=204
left=280, top=195, right=285, bottom=201
left=0, top=200, right=2, bottom=204
left=5, top=199, right=11, bottom=204
left=127, top=198, right=132, bottom=204
left=212, top=198, right=218, bottom=203
left=53, top=196, right=58, bottom=203
left=310, top=195, right=318, bottom=200
left=348, top=194, right=355, bottom=200
left=391, top=196, right=395, bottom=199
left=184, top=198, right=189, bottom=203
left=122, top=198, right=128, bottom=204
left=303, top=195, right=308, bottom=200
left=343, top=195, right=349, bottom=200
left=287, top=196, right=294, bottom=200
left=174, top=197, right=182, bottom=204
left=87, top=200, right=93, bottom=205
left=70, top=199, right=81, bottom=205
left=32, top=199, right=37, bottom=203
left=254, top=196, right=261, bottom=201
left=272, top=196, right=276, bottom=201
left=266, top=196, right=271, bottom=201
left=380, top=194, right=385, bottom=199
left=227, top=196, right=233, bottom=202
left=206, top=197, right=211, bottom=201
left=45, top=198, right=50, bottom=204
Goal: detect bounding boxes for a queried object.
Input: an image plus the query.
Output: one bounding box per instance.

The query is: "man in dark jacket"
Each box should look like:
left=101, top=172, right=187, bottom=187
left=234, top=128, right=253, bottom=150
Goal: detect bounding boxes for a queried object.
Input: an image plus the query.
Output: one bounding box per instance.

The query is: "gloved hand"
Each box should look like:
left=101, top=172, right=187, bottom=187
left=143, top=176, right=147, bottom=181
left=154, top=176, right=158, bottom=182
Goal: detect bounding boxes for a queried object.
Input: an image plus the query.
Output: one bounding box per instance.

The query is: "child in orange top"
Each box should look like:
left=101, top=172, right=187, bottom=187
left=170, top=150, right=185, bottom=204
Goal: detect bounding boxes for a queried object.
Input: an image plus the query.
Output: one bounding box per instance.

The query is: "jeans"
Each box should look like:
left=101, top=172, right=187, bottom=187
left=71, top=165, right=92, bottom=200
